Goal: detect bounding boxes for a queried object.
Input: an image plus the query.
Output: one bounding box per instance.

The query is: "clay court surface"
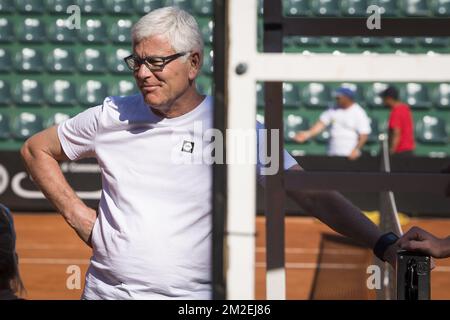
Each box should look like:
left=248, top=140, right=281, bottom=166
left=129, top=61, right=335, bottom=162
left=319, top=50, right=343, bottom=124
left=13, top=213, right=450, bottom=300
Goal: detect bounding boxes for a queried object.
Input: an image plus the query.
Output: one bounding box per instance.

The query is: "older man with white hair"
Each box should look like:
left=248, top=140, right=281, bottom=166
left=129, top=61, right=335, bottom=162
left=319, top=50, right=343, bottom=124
left=21, top=7, right=398, bottom=299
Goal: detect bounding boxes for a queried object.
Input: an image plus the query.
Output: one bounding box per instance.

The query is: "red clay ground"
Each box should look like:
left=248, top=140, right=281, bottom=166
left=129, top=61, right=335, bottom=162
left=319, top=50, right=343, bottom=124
left=13, top=213, right=450, bottom=300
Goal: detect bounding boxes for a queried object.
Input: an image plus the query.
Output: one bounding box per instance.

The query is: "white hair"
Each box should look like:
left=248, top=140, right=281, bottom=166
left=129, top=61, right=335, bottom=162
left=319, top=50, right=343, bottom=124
left=131, top=6, right=204, bottom=64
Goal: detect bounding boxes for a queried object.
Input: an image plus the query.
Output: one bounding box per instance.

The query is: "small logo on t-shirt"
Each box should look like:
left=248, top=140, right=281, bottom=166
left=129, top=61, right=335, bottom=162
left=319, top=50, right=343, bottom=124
left=181, top=140, right=194, bottom=153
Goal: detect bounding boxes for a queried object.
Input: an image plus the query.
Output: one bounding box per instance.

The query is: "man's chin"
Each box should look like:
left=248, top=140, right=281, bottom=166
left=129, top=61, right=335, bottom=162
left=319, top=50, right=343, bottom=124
left=141, top=92, right=164, bottom=107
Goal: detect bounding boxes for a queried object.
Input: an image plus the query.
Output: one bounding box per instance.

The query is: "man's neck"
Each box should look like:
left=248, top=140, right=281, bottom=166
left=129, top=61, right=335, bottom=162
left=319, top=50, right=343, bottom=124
left=150, top=86, right=205, bottom=119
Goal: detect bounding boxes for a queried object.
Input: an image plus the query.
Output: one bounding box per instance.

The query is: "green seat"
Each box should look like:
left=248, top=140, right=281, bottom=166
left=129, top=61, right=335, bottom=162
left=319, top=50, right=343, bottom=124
left=325, top=37, right=353, bottom=47
left=201, top=48, right=213, bottom=75
left=302, top=82, right=332, bottom=109
left=283, top=0, right=311, bottom=16
left=15, top=48, right=45, bottom=73
left=283, top=82, right=300, bottom=108
left=198, top=18, right=213, bottom=44
left=419, top=37, right=449, bottom=48
left=256, top=82, right=265, bottom=108
left=78, top=48, right=107, bottom=73
left=108, top=48, right=132, bottom=74
left=16, top=0, right=45, bottom=13
left=315, top=128, right=331, bottom=144
left=284, top=113, right=310, bottom=142
left=46, top=48, right=76, bottom=73
left=433, top=83, right=450, bottom=110
left=79, top=19, right=108, bottom=44
left=416, top=115, right=448, bottom=144
left=311, top=0, right=339, bottom=16
left=46, top=80, right=77, bottom=106
left=0, top=0, right=15, bottom=12
left=163, top=0, right=192, bottom=11
left=105, top=0, right=134, bottom=14
left=367, top=0, right=398, bottom=16
left=110, top=19, right=133, bottom=44
left=367, top=118, right=380, bottom=144
left=133, top=0, right=162, bottom=14
left=78, top=80, right=108, bottom=106
left=18, top=18, right=46, bottom=43
left=13, top=112, right=44, bottom=140
left=196, top=76, right=212, bottom=96
left=48, top=18, right=77, bottom=43
left=401, top=83, right=432, bottom=109
left=14, top=79, right=44, bottom=105
left=432, top=0, right=450, bottom=16
left=366, top=82, right=389, bottom=108
left=284, top=36, right=322, bottom=52
left=356, top=37, right=384, bottom=48
left=46, top=112, right=72, bottom=127
left=400, top=0, right=430, bottom=16
left=110, top=80, right=137, bottom=97
left=0, top=18, right=15, bottom=43
left=389, top=37, right=417, bottom=48
left=79, top=0, right=104, bottom=14
left=341, top=0, right=367, bottom=16
left=46, top=0, right=74, bottom=13
left=0, top=48, right=12, bottom=72
left=0, top=113, right=10, bottom=139
left=193, top=0, right=213, bottom=16
left=0, top=80, right=11, bottom=105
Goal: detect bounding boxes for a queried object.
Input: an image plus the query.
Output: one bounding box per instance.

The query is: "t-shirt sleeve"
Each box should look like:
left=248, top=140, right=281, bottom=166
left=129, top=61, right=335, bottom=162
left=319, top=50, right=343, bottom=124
left=256, top=120, right=298, bottom=183
left=57, top=105, right=102, bottom=161
left=319, top=109, right=332, bottom=126
left=356, top=110, right=372, bottom=135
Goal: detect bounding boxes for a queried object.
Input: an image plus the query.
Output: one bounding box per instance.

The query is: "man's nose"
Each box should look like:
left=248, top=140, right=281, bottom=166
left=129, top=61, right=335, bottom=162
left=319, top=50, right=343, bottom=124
left=135, top=63, right=152, bottom=80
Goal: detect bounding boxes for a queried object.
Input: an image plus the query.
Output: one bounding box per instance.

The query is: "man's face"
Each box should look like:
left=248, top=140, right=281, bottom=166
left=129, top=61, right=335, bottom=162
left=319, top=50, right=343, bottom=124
left=132, top=35, right=198, bottom=109
left=335, top=95, right=352, bottom=108
left=382, top=97, right=394, bottom=108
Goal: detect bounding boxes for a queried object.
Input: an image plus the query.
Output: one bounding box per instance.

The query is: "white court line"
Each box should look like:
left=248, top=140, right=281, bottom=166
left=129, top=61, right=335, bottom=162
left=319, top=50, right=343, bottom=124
left=20, top=258, right=90, bottom=265
left=256, top=262, right=450, bottom=272
left=256, top=247, right=365, bottom=255
left=17, top=244, right=83, bottom=250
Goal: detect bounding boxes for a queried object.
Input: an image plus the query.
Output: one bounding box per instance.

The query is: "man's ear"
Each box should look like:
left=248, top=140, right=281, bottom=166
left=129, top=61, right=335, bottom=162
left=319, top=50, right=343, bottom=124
left=188, top=51, right=202, bottom=80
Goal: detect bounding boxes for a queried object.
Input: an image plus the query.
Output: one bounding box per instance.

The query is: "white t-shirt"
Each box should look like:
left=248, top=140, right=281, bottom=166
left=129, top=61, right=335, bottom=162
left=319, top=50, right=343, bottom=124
left=57, top=94, right=297, bottom=300
left=319, top=103, right=371, bottom=156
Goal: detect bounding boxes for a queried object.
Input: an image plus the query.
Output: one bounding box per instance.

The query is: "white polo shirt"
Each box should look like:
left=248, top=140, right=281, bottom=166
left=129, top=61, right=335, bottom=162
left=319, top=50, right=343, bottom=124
left=319, top=103, right=371, bottom=156
left=57, top=94, right=297, bottom=300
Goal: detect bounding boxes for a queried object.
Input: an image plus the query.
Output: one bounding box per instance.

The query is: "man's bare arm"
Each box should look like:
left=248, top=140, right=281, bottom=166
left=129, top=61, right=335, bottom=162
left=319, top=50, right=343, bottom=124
left=389, top=127, right=401, bottom=154
left=285, top=164, right=397, bottom=265
left=294, top=121, right=326, bottom=143
left=20, top=125, right=97, bottom=246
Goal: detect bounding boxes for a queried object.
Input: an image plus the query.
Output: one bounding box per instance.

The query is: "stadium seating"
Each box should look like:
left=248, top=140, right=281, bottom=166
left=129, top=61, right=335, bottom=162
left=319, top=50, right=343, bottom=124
left=0, top=80, right=11, bottom=105
left=14, top=79, right=45, bottom=106
left=0, top=49, right=12, bottom=72
left=46, top=80, right=77, bottom=106
left=46, top=48, right=77, bottom=73
left=15, top=48, right=45, bottom=73
left=302, top=83, right=332, bottom=109
left=416, top=115, right=448, bottom=144
left=284, top=113, right=310, bottom=142
left=12, top=112, right=44, bottom=140
left=0, top=1, right=447, bottom=157
left=0, top=113, right=10, bottom=139
left=0, top=18, right=14, bottom=43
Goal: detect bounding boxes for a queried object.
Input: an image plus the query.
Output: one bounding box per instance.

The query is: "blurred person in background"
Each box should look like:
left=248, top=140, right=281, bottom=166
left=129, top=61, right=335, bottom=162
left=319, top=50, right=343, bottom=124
left=0, top=204, right=24, bottom=300
left=294, top=87, right=371, bottom=160
left=380, top=86, right=416, bottom=156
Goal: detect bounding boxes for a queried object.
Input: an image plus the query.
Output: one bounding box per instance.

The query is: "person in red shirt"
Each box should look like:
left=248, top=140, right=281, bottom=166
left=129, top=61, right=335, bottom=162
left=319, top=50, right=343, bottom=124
left=380, top=86, right=416, bottom=156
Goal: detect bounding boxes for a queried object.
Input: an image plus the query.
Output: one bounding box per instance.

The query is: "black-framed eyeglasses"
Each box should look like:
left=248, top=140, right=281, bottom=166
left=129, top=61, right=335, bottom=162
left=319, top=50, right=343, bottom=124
left=124, top=52, right=189, bottom=72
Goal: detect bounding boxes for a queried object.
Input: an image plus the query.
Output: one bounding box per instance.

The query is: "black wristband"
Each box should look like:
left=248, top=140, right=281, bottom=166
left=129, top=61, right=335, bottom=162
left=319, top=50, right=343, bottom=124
left=373, top=232, right=399, bottom=262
